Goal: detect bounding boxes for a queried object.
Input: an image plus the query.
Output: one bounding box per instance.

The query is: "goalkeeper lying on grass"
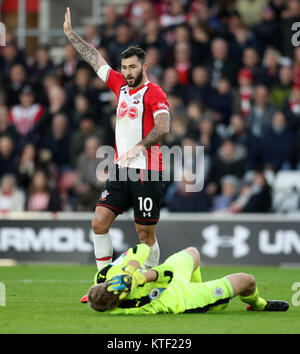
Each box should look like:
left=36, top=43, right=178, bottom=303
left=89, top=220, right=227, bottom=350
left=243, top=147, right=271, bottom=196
left=86, top=244, right=289, bottom=314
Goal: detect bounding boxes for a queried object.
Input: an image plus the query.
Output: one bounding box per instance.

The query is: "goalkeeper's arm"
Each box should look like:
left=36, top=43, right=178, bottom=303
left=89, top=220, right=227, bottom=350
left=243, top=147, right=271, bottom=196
left=107, top=260, right=174, bottom=299
left=118, top=243, right=174, bottom=284
left=93, top=243, right=151, bottom=286
left=107, top=263, right=174, bottom=299
left=121, top=243, right=151, bottom=269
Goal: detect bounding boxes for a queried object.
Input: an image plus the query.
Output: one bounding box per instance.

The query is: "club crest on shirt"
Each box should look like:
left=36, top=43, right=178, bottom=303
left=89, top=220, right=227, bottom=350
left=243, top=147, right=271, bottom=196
left=213, top=287, right=224, bottom=298
left=100, top=190, right=110, bottom=201
left=133, top=93, right=142, bottom=104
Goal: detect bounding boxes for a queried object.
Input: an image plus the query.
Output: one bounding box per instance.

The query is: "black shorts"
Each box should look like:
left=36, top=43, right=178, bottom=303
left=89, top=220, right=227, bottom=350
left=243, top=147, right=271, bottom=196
left=96, top=168, right=165, bottom=225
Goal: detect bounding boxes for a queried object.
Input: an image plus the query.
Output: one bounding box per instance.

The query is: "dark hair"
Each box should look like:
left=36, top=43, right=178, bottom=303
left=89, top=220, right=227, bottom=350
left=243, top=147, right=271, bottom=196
left=29, top=169, right=51, bottom=196
left=120, top=46, right=146, bottom=64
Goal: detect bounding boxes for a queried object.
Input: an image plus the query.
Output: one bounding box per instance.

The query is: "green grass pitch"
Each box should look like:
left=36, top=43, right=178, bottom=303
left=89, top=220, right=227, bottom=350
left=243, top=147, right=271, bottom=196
left=0, top=264, right=299, bottom=334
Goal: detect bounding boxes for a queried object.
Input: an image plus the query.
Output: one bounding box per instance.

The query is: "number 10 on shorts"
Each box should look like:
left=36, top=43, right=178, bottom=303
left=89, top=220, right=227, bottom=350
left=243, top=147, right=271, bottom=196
left=138, top=197, right=153, bottom=217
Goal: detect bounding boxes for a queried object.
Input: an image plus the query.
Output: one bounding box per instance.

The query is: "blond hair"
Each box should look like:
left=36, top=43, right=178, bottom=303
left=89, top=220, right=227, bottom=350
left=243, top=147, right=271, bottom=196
left=87, top=284, right=119, bottom=312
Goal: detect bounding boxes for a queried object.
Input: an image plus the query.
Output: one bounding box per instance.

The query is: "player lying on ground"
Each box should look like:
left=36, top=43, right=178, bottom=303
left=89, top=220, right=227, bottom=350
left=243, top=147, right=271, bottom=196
left=86, top=244, right=289, bottom=314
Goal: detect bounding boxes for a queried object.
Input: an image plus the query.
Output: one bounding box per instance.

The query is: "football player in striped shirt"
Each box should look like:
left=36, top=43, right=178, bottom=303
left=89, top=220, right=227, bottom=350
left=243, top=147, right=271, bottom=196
left=64, top=8, right=170, bottom=295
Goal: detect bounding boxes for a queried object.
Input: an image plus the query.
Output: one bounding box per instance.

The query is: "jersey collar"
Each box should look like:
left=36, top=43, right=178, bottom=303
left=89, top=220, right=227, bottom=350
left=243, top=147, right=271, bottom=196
left=128, top=80, right=150, bottom=95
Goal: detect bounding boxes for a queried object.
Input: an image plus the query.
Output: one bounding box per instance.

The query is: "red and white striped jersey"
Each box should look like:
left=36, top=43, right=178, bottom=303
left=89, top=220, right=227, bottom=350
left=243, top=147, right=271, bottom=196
left=104, top=68, right=169, bottom=171
left=9, top=104, right=43, bottom=137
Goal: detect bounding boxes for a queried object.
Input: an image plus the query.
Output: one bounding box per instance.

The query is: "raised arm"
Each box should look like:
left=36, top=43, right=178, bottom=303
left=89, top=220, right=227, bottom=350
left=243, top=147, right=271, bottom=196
left=63, top=7, right=107, bottom=73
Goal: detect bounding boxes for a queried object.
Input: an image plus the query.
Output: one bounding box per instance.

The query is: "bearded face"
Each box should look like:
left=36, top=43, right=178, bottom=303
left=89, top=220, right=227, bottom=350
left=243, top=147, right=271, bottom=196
left=121, top=56, right=145, bottom=88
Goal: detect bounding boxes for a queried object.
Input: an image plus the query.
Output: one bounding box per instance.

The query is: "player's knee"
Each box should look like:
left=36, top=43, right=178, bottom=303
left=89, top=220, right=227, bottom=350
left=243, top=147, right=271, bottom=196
left=136, top=226, right=155, bottom=246
left=247, top=274, right=256, bottom=292
left=240, top=273, right=256, bottom=292
left=186, top=247, right=200, bottom=258
left=185, top=247, right=200, bottom=266
left=92, top=215, right=110, bottom=235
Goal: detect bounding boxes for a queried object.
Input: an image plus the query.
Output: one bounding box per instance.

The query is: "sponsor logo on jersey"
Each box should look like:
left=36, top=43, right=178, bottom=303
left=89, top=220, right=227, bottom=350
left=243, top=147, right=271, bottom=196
left=128, top=106, right=138, bottom=120
left=118, top=101, right=138, bottom=120
left=149, top=288, right=166, bottom=300
left=119, top=101, right=128, bottom=118
left=158, top=102, right=168, bottom=109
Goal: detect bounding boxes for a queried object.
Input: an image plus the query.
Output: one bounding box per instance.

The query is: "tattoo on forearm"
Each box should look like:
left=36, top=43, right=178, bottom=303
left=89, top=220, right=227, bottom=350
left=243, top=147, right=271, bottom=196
left=140, top=114, right=170, bottom=149
left=67, top=32, right=100, bottom=72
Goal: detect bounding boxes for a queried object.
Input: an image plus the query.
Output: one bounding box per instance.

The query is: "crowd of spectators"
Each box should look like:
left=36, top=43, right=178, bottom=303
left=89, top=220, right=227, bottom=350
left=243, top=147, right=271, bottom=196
left=1, top=0, right=300, bottom=213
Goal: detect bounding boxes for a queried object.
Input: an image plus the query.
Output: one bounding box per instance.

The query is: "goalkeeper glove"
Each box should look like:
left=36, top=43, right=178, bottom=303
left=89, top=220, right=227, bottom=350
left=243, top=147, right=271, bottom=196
left=122, top=264, right=147, bottom=291
left=106, top=266, right=146, bottom=300
left=106, top=274, right=132, bottom=300
left=152, top=264, right=174, bottom=284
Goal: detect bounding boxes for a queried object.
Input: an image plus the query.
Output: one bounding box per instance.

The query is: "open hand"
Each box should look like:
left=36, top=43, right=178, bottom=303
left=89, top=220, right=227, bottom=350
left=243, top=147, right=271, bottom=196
left=63, top=7, right=72, bottom=36
left=115, top=145, right=145, bottom=168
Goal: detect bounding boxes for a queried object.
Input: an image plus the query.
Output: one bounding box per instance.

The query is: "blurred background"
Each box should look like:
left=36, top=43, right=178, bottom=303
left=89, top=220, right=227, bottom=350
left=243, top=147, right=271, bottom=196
left=1, top=0, right=300, bottom=265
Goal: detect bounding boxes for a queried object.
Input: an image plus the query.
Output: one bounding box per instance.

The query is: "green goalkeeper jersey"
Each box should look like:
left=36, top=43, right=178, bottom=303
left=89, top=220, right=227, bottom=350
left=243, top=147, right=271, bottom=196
left=93, top=244, right=233, bottom=315
left=93, top=243, right=150, bottom=286
left=93, top=244, right=187, bottom=315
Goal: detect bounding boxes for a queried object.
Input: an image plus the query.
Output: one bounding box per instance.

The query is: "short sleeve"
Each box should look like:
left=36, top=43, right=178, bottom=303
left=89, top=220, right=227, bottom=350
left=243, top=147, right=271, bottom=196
left=148, top=86, right=170, bottom=118
left=106, top=69, right=126, bottom=97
